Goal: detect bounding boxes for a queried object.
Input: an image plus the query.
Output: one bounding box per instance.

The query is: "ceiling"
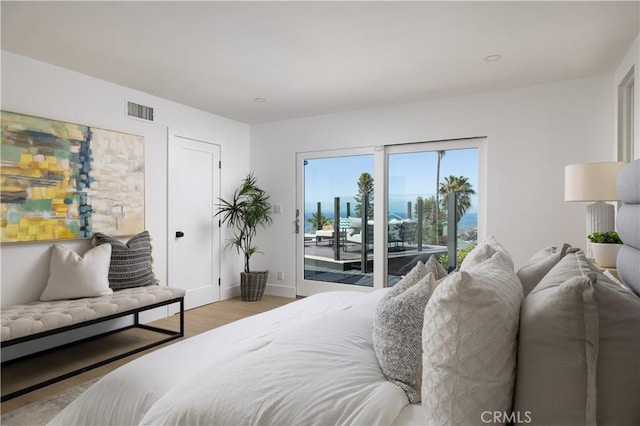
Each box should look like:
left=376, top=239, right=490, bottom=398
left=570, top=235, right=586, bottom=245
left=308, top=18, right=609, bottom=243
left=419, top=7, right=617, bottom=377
left=1, top=1, right=638, bottom=124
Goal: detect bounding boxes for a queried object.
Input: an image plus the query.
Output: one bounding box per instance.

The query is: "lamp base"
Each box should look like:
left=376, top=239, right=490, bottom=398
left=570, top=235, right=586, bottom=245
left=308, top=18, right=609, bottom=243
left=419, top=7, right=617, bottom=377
left=585, top=201, right=615, bottom=258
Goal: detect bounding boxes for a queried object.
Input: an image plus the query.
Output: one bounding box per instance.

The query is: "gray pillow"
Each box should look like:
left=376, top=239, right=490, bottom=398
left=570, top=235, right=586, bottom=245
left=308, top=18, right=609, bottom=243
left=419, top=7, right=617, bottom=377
left=515, top=251, right=640, bottom=425
left=584, top=256, right=640, bottom=425
left=374, top=255, right=447, bottom=402
left=91, top=231, right=158, bottom=289
left=515, top=271, right=598, bottom=426
left=388, top=260, right=428, bottom=297
left=388, top=255, right=447, bottom=296
left=373, top=272, right=435, bottom=403
left=516, top=243, right=578, bottom=296
left=424, top=254, right=448, bottom=281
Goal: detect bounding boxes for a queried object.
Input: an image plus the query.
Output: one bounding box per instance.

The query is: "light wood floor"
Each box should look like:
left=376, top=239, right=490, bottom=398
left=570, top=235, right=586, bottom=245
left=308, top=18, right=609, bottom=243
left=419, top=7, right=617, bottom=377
left=1, top=295, right=295, bottom=414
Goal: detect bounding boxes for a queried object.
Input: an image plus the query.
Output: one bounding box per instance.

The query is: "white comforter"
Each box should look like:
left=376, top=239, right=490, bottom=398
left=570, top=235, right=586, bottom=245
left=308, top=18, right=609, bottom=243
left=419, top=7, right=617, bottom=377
left=50, top=289, right=414, bottom=426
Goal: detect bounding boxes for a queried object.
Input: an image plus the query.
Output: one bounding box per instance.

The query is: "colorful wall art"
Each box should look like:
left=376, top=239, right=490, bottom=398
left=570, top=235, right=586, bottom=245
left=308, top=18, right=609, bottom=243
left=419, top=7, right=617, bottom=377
left=1, top=111, right=145, bottom=243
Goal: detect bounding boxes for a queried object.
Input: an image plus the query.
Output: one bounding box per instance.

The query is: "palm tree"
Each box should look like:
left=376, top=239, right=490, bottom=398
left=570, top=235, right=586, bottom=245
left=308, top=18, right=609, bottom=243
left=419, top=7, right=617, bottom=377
left=438, top=175, right=476, bottom=224
left=435, top=150, right=446, bottom=242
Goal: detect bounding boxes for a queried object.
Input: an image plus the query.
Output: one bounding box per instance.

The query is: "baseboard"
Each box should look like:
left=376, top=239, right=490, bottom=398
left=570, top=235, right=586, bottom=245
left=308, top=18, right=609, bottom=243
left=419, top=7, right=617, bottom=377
left=265, top=283, right=296, bottom=298
left=221, top=283, right=296, bottom=300
left=221, top=285, right=241, bottom=301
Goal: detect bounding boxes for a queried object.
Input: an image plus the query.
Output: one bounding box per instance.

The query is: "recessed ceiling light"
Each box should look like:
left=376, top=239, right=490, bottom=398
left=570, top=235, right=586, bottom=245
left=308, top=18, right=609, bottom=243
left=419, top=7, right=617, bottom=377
left=254, top=98, right=266, bottom=103
left=484, top=55, right=502, bottom=62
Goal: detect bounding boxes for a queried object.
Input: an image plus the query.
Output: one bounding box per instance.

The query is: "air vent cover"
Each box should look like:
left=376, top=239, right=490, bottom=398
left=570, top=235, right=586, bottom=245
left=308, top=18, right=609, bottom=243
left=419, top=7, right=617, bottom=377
left=126, top=101, right=154, bottom=122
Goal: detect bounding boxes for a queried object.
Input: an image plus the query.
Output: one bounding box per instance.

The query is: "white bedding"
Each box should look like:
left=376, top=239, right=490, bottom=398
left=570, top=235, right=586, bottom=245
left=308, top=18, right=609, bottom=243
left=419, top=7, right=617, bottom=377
left=50, top=289, right=422, bottom=426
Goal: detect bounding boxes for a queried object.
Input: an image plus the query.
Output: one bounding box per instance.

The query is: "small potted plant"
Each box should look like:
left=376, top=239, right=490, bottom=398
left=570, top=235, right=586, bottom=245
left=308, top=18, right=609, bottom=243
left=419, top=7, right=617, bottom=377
left=587, top=231, right=623, bottom=268
left=215, top=173, right=273, bottom=301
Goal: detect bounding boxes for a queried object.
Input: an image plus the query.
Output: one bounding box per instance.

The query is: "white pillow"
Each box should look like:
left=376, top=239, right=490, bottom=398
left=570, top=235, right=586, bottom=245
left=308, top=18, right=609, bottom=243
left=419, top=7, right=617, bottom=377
left=460, top=235, right=514, bottom=271
left=40, top=244, right=113, bottom=301
left=422, top=247, right=522, bottom=425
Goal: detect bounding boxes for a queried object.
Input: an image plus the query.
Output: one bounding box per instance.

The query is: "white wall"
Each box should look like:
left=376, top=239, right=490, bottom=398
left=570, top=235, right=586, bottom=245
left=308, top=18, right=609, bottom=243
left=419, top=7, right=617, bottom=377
left=0, top=50, right=624, bottom=304
left=1, top=52, right=249, bottom=306
left=251, top=75, right=615, bottom=297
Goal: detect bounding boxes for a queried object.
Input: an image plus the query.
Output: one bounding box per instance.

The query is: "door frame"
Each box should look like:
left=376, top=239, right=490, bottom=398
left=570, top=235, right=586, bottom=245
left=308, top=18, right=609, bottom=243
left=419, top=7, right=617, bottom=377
left=167, top=128, right=221, bottom=309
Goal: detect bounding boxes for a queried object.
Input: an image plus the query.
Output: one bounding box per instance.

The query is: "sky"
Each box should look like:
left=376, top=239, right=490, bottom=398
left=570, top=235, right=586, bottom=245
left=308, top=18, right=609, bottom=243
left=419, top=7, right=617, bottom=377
left=304, top=148, right=479, bottom=215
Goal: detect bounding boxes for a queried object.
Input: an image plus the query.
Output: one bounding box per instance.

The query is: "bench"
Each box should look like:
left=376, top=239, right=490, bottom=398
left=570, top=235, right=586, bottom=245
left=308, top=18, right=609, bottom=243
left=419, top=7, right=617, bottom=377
left=1, top=285, right=185, bottom=401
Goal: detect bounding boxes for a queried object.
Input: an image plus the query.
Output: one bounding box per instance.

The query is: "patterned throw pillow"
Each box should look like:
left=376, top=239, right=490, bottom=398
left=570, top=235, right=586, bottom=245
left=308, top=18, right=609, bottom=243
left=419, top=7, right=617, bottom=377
left=372, top=255, right=447, bottom=403
left=389, top=256, right=447, bottom=296
left=373, top=272, right=435, bottom=403
left=91, top=231, right=158, bottom=289
left=387, top=260, right=429, bottom=296
left=422, top=248, right=522, bottom=425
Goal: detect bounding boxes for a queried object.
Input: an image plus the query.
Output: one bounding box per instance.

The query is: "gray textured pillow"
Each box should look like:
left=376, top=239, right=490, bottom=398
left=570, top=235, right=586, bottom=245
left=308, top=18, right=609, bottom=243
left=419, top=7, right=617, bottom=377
left=516, top=243, right=579, bottom=296
left=388, top=255, right=446, bottom=295
left=91, top=231, right=158, bottom=289
left=425, top=254, right=448, bottom=281
left=373, top=272, right=435, bottom=403
left=388, top=260, right=428, bottom=296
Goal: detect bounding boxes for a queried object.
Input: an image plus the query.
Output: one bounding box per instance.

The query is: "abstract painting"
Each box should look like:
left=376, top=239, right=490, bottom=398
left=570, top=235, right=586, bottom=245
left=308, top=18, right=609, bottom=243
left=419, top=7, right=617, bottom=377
left=1, top=111, right=145, bottom=243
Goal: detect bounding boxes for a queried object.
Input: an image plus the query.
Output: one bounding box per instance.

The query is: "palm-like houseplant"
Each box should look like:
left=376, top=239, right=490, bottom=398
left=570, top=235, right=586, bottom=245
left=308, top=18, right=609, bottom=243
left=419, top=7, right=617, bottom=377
left=215, top=173, right=273, bottom=301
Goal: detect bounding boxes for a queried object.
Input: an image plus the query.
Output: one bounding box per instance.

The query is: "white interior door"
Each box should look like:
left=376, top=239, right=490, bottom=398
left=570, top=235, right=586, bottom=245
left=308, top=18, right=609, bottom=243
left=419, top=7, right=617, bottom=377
left=168, top=130, right=221, bottom=309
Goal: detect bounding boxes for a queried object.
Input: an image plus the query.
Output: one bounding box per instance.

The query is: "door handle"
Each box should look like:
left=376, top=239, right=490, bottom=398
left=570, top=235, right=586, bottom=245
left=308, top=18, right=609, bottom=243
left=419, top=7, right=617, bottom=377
left=176, top=231, right=185, bottom=238
left=295, top=209, right=300, bottom=234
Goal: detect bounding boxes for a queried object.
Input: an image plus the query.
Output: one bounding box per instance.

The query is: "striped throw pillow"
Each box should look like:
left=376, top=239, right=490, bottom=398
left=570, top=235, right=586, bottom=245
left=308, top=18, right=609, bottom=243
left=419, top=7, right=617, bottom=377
left=91, top=231, right=158, bottom=289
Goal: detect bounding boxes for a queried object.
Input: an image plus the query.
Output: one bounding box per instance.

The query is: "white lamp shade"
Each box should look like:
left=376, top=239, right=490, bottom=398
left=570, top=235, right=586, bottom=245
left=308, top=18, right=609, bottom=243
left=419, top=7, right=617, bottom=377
left=564, top=162, right=626, bottom=202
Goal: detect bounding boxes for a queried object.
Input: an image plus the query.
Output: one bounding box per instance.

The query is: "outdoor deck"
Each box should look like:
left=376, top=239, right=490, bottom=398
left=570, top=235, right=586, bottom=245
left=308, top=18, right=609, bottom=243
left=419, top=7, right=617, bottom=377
left=304, top=238, right=448, bottom=278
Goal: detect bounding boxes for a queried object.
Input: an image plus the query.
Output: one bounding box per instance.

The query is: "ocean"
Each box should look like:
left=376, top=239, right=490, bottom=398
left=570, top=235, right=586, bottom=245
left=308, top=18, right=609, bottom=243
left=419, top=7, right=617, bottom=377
left=304, top=210, right=477, bottom=232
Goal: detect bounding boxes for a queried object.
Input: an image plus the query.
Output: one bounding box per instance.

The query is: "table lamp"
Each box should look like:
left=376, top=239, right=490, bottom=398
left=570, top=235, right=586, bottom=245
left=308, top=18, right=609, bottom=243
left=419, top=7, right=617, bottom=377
left=565, top=161, right=626, bottom=256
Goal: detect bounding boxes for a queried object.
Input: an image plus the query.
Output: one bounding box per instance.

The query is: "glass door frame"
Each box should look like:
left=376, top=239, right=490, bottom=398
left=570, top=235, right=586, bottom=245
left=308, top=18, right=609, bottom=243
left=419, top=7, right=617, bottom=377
left=296, top=138, right=486, bottom=297
left=296, top=146, right=385, bottom=296
left=385, top=138, right=488, bottom=275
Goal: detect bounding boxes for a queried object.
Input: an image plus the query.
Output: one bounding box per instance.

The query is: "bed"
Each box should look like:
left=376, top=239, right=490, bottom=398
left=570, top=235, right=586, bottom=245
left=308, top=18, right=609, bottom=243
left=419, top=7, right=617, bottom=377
left=51, top=161, right=640, bottom=426
left=50, top=289, right=423, bottom=425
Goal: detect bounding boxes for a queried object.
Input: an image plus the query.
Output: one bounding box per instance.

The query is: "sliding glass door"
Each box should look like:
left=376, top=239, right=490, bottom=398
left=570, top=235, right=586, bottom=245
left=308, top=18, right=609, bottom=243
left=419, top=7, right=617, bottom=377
left=298, top=150, right=376, bottom=295
left=387, top=145, right=479, bottom=285
left=297, top=139, right=484, bottom=296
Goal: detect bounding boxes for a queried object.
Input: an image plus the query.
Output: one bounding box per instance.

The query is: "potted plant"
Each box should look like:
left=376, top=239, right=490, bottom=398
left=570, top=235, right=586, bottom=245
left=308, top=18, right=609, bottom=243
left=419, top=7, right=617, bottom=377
left=215, top=173, right=273, bottom=301
left=588, top=231, right=623, bottom=268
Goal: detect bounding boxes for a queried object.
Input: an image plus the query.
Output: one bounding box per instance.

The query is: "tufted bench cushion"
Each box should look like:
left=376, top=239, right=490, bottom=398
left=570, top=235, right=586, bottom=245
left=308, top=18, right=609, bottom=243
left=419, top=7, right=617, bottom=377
left=1, top=285, right=185, bottom=342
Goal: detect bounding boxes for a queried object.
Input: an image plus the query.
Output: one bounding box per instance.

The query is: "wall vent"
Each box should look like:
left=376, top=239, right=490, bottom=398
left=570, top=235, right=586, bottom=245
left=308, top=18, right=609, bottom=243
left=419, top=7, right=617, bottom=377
left=126, top=101, right=154, bottom=122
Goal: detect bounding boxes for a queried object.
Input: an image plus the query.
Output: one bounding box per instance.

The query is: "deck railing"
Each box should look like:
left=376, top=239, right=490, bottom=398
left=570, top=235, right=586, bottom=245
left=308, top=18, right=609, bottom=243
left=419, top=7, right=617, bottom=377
left=310, top=192, right=460, bottom=271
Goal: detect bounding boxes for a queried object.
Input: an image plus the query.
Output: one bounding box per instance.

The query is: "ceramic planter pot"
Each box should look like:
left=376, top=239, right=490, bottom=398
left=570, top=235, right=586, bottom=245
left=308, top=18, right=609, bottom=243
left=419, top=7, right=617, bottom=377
left=591, top=243, right=622, bottom=268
